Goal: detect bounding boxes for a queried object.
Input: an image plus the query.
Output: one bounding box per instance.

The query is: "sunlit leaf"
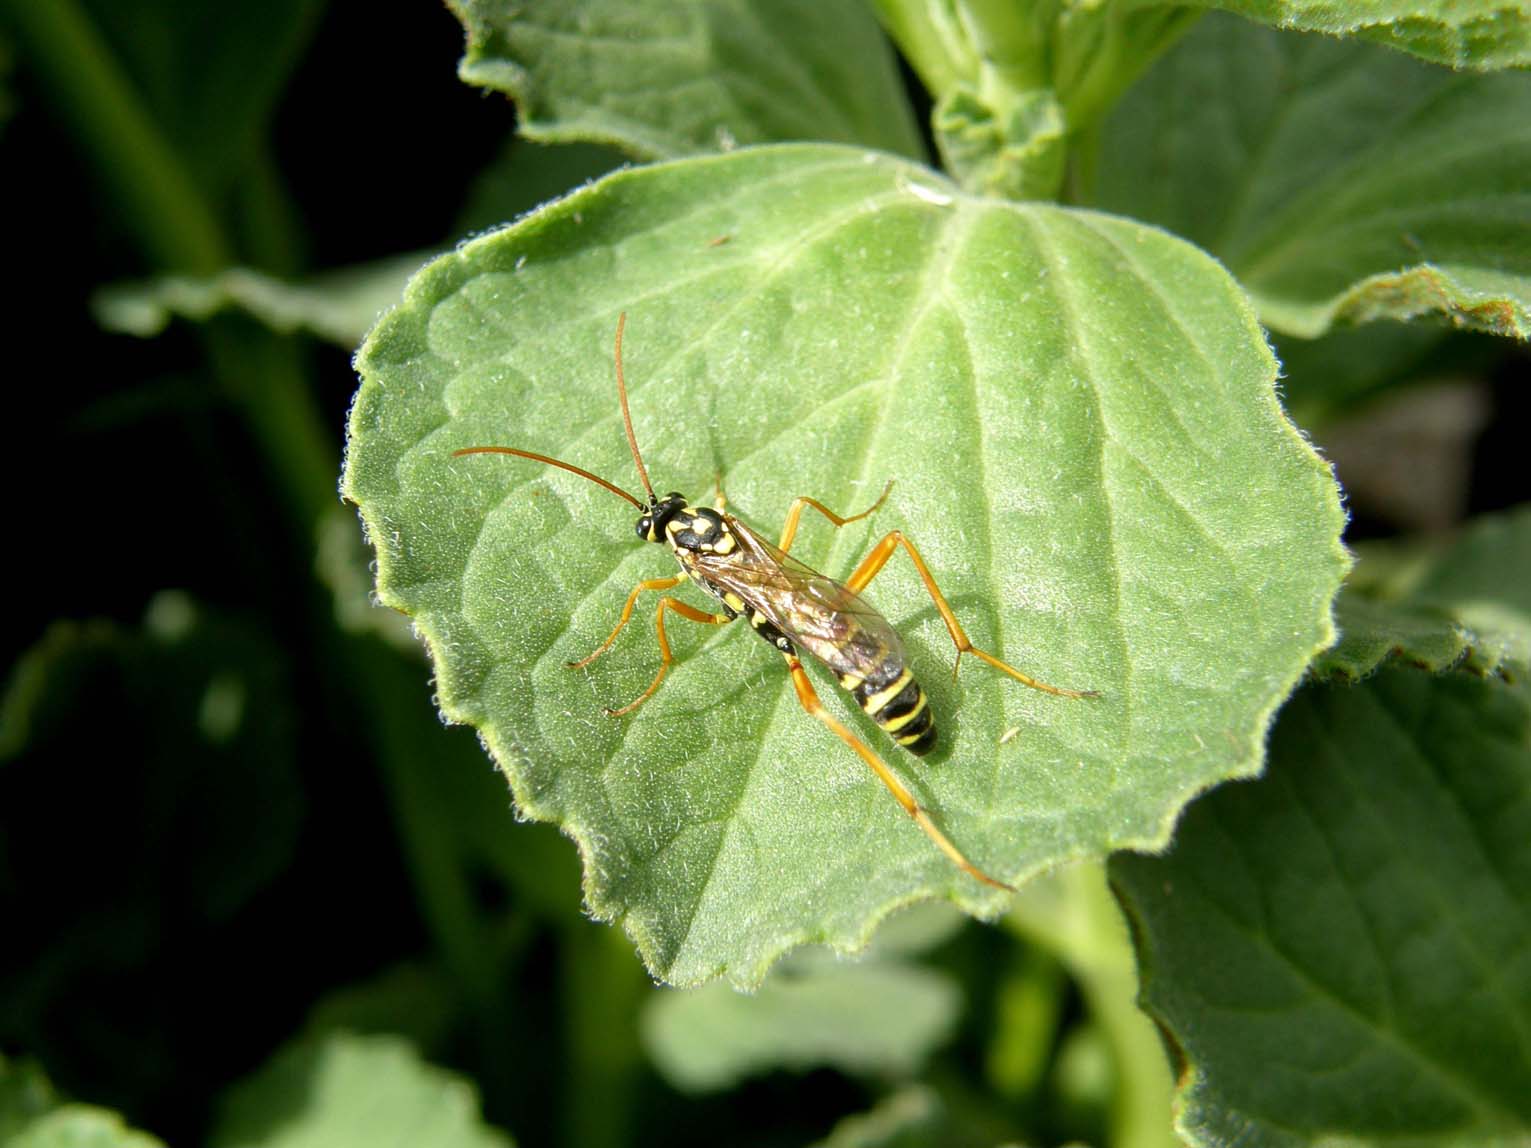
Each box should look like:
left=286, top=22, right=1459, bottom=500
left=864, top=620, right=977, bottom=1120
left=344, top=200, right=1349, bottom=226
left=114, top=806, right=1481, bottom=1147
left=1151, top=0, right=1531, bottom=70
left=344, top=143, right=1346, bottom=986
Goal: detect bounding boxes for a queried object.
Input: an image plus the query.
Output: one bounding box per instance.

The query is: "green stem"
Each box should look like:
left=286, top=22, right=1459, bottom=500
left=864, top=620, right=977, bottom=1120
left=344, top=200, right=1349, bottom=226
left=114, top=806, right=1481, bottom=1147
left=1007, top=862, right=1177, bottom=1148
left=1, top=0, right=227, bottom=272
left=561, top=922, right=646, bottom=1148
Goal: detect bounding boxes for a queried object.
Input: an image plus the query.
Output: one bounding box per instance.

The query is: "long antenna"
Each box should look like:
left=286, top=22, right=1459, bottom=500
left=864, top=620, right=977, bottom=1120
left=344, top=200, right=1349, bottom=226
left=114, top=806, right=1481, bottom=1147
left=450, top=446, right=644, bottom=509
left=613, top=312, right=657, bottom=504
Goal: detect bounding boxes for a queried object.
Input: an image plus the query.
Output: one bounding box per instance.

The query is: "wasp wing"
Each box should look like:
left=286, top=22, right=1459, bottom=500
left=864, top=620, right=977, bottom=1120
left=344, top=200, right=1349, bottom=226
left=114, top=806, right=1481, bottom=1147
left=693, top=516, right=907, bottom=682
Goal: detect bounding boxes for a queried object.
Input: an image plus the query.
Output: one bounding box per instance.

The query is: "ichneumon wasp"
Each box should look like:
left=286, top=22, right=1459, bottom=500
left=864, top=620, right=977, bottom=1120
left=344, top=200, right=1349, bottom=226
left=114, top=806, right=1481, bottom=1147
left=454, top=314, right=1098, bottom=890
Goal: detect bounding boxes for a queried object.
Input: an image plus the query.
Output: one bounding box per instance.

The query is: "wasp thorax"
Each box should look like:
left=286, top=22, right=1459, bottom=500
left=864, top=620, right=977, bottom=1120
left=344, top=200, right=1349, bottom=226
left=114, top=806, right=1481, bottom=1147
left=636, top=492, right=688, bottom=543
left=669, top=506, right=738, bottom=555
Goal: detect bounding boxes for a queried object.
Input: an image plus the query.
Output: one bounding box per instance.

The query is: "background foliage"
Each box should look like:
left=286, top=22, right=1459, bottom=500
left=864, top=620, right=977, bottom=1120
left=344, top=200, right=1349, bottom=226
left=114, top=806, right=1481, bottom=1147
left=2, top=0, right=1527, bottom=1146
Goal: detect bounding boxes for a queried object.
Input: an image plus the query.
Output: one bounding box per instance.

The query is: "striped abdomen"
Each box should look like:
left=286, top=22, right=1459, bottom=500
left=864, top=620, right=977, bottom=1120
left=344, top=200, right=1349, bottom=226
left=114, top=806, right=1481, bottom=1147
left=843, top=664, right=936, bottom=756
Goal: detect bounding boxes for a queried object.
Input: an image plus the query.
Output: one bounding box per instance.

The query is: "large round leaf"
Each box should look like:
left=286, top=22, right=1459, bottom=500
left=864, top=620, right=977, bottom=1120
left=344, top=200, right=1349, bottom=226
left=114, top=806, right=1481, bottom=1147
left=344, top=143, right=1347, bottom=986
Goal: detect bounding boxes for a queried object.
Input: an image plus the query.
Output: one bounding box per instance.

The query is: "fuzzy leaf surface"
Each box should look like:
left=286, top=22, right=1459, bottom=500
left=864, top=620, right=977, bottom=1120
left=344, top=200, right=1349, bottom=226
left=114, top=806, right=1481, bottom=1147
left=446, top=0, right=921, bottom=160
left=1112, top=668, right=1531, bottom=1147
left=344, top=143, right=1346, bottom=986
left=1093, top=15, right=1531, bottom=339
left=1141, top=0, right=1531, bottom=70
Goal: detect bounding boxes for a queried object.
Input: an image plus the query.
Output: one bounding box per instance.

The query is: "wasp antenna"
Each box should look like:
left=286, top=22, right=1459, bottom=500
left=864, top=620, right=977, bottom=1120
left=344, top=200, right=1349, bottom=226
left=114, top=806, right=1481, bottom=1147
left=451, top=445, right=645, bottom=510
left=613, top=312, right=658, bottom=505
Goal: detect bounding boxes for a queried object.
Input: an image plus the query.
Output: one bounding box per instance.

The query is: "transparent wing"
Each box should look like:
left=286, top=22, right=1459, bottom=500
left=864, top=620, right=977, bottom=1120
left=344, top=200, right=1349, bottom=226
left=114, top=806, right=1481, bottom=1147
left=694, top=516, right=906, bottom=680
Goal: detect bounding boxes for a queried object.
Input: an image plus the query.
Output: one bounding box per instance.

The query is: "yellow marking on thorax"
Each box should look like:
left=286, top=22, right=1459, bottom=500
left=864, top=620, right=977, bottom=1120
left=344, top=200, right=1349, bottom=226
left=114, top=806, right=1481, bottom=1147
left=722, top=591, right=746, bottom=613
left=862, top=669, right=914, bottom=715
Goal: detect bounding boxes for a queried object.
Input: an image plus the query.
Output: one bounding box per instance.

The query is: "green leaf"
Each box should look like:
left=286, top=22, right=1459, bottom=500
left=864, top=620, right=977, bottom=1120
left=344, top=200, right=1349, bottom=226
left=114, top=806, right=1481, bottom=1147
left=1092, top=15, right=1531, bottom=339
left=1314, top=506, right=1531, bottom=680
left=212, top=1033, right=513, bottom=1148
left=641, top=943, right=960, bottom=1091
left=344, top=143, right=1347, bottom=986
left=1153, top=0, right=1531, bottom=70
left=1111, top=667, right=1531, bottom=1146
left=445, top=0, right=922, bottom=160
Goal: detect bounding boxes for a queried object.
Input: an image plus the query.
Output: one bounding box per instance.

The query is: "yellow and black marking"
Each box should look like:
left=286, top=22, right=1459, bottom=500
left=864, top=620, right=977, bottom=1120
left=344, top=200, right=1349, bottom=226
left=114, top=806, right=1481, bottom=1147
left=849, top=665, right=935, bottom=755
left=451, top=312, right=1101, bottom=892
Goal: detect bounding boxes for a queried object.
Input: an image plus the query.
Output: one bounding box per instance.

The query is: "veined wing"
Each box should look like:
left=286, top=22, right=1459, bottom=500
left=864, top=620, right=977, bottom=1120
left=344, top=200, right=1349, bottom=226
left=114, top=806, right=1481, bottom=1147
left=694, top=515, right=907, bottom=681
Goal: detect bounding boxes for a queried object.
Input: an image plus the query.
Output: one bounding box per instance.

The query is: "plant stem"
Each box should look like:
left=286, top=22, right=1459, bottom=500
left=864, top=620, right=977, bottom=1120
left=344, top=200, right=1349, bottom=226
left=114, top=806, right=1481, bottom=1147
left=1007, top=861, right=1178, bottom=1148
left=1, top=0, right=227, bottom=273
left=561, top=921, right=646, bottom=1148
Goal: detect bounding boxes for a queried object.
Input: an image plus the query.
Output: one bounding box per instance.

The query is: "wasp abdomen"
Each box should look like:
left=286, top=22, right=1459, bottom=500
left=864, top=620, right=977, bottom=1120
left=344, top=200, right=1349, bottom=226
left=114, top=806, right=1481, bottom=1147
left=846, top=665, right=935, bottom=756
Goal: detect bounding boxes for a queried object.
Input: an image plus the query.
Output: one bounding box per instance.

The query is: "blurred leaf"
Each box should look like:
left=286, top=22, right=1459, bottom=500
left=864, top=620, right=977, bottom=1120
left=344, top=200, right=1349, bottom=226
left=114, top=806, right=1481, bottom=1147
left=1315, top=505, right=1531, bottom=680
left=344, top=142, right=1346, bottom=987
left=92, top=254, right=433, bottom=347
left=810, top=1085, right=947, bottom=1148
left=445, top=0, right=922, bottom=160
left=0, top=1056, right=165, bottom=1148
left=211, top=1033, right=513, bottom=1148
left=303, top=964, right=458, bottom=1055
left=641, top=948, right=960, bottom=1091
left=1154, top=0, right=1531, bottom=70
left=1093, top=15, right=1531, bottom=339
left=0, top=1056, right=55, bottom=1141
left=1112, top=667, right=1531, bottom=1146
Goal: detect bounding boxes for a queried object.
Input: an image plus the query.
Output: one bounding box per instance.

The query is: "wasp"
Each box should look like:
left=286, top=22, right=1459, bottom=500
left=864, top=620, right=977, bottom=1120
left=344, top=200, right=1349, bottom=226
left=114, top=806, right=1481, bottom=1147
left=455, top=314, right=1097, bottom=890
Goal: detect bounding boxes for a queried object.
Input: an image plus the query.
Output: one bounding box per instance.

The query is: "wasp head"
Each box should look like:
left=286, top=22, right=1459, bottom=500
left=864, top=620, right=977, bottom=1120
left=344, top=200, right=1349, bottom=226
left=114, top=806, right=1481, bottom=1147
left=636, top=492, right=688, bottom=543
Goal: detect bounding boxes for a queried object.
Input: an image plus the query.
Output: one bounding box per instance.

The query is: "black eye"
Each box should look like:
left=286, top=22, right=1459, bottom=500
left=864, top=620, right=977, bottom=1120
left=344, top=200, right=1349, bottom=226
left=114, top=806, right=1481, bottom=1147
left=635, top=517, right=651, bottom=540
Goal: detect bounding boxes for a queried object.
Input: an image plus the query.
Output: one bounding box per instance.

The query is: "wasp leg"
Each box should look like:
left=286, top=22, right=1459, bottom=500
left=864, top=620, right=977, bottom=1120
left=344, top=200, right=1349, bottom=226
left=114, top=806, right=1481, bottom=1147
left=607, top=598, right=732, bottom=716
left=845, top=533, right=1100, bottom=698
left=776, top=479, right=895, bottom=554
left=568, top=575, right=685, bottom=669
left=785, top=655, right=1012, bottom=891
left=713, top=470, right=728, bottom=511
